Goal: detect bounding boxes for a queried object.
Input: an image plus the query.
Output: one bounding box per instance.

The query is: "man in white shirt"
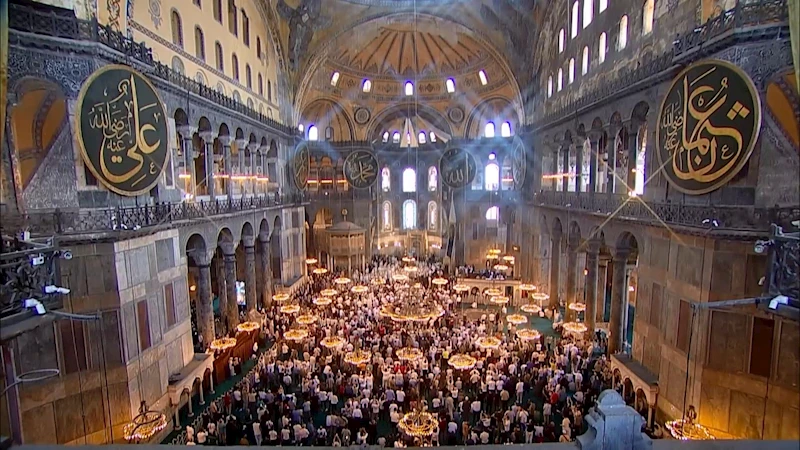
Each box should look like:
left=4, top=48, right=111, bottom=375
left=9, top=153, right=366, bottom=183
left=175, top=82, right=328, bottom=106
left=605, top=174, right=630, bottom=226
left=516, top=380, right=525, bottom=404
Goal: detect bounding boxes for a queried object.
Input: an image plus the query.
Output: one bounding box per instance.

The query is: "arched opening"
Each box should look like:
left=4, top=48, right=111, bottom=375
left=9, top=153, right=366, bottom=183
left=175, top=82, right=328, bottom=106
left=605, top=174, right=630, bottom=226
left=381, top=167, right=391, bottom=192
left=271, top=216, right=283, bottom=282
left=402, top=200, right=417, bottom=229
left=500, top=121, right=512, bottom=137
left=427, top=201, right=438, bottom=231
left=428, top=166, right=438, bottom=191
left=485, top=161, right=500, bottom=191
left=171, top=10, right=183, bottom=47
left=402, top=168, right=416, bottom=192
left=307, top=125, right=319, bottom=141
left=485, top=206, right=499, bottom=221
left=484, top=122, right=496, bottom=138
left=382, top=201, right=393, bottom=231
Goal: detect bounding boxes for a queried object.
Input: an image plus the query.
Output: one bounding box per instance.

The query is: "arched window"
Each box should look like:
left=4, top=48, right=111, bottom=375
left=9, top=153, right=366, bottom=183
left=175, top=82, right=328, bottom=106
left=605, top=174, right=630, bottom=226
left=405, top=82, right=414, bottom=96
left=569, top=58, right=575, bottom=83
left=382, top=201, right=392, bottom=231
left=446, top=78, right=455, bottom=93
left=402, top=200, right=417, bottom=229
left=381, top=167, right=391, bottom=191
left=635, top=125, right=647, bottom=195
left=194, top=26, right=205, bottom=60
left=325, top=127, right=333, bottom=141
left=557, top=69, right=564, bottom=91
left=362, top=79, right=372, bottom=92
left=215, top=42, right=224, bottom=71
left=558, top=29, right=565, bottom=53
left=171, top=56, right=185, bottom=74
left=258, top=74, right=263, bottom=95
left=571, top=1, right=580, bottom=37
left=418, top=132, right=427, bottom=144
left=232, top=53, right=240, bottom=80
left=216, top=82, right=225, bottom=94
left=298, top=124, right=304, bottom=133
left=171, top=10, right=183, bottom=47
left=428, top=201, right=438, bottom=231
left=247, top=98, right=254, bottom=110
left=382, top=132, right=390, bottom=143
left=582, top=47, right=589, bottom=74
left=485, top=122, right=496, bottom=138
left=485, top=206, right=499, bottom=221
left=599, top=32, right=607, bottom=63
left=501, top=122, right=512, bottom=137
left=402, top=168, right=416, bottom=192
left=308, top=125, right=318, bottom=141
left=256, top=37, right=262, bottom=59
left=195, top=71, right=207, bottom=85
left=392, top=132, right=400, bottom=143
left=268, top=81, right=272, bottom=102
left=232, top=91, right=241, bottom=104
left=428, top=166, right=438, bottom=191
left=485, top=162, right=500, bottom=191
left=430, top=132, right=437, bottom=143
left=619, top=16, right=628, bottom=49
left=600, top=0, right=608, bottom=12
left=213, top=0, right=222, bottom=22
left=404, top=132, right=412, bottom=146
left=242, top=10, right=250, bottom=46
left=246, top=64, right=252, bottom=88
left=478, top=70, right=488, bottom=85
left=583, top=0, right=593, bottom=28
left=642, top=0, right=654, bottom=35
left=547, top=76, right=553, bottom=97
left=331, top=72, right=340, bottom=86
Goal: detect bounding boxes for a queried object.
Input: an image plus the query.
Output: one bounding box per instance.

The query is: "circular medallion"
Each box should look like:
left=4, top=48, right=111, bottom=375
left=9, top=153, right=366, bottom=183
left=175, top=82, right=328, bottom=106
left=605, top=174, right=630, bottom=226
left=291, top=141, right=310, bottom=190
left=354, top=107, right=371, bottom=125
left=75, top=65, right=170, bottom=196
left=448, top=107, right=465, bottom=123
left=343, top=150, right=379, bottom=189
left=510, top=135, right=527, bottom=189
left=656, top=59, right=761, bottom=195
left=439, top=147, right=477, bottom=189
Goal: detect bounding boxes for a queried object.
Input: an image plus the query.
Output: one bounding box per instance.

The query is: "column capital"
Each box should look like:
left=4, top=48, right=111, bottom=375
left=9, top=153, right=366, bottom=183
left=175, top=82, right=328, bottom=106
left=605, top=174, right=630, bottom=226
left=259, top=144, right=270, bottom=153
left=243, top=236, right=256, bottom=248
left=218, top=135, right=234, bottom=146
left=613, top=246, right=631, bottom=260
left=235, top=139, right=249, bottom=149
left=248, top=143, right=261, bottom=153
left=190, top=249, right=213, bottom=267
left=219, top=242, right=236, bottom=256
left=177, top=125, right=197, bottom=136
left=586, top=237, right=602, bottom=254
left=199, top=131, right=217, bottom=142
left=258, top=231, right=271, bottom=243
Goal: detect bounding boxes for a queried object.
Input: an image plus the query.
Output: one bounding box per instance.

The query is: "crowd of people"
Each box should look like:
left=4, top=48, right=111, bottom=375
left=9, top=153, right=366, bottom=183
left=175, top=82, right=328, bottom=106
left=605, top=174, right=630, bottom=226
left=182, top=255, right=616, bottom=446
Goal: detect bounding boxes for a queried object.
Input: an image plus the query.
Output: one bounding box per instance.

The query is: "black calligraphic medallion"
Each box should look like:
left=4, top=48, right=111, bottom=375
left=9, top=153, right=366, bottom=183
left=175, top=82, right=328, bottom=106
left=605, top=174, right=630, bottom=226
left=75, top=65, right=170, bottom=196
left=439, top=147, right=477, bottom=189
left=292, top=141, right=310, bottom=189
left=343, top=150, right=379, bottom=189
left=510, top=136, right=527, bottom=189
left=656, top=59, right=761, bottom=195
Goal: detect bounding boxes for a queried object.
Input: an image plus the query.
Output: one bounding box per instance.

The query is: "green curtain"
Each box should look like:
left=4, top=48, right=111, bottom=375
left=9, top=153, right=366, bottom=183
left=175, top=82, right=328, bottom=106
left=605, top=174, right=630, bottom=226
left=790, top=0, right=799, bottom=90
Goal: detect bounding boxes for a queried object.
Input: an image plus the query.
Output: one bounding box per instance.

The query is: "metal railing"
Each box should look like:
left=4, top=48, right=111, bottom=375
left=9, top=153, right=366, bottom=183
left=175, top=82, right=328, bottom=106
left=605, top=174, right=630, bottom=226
left=673, top=0, right=789, bottom=58
left=6, top=193, right=308, bottom=236
left=535, top=191, right=800, bottom=232
left=8, top=3, right=297, bottom=136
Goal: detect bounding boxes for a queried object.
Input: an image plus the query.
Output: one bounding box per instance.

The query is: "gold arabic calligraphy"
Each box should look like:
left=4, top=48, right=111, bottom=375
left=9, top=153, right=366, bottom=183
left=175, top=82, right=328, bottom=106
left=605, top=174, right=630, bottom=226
left=344, top=152, right=377, bottom=188
left=88, top=75, right=163, bottom=188
left=660, top=66, right=748, bottom=185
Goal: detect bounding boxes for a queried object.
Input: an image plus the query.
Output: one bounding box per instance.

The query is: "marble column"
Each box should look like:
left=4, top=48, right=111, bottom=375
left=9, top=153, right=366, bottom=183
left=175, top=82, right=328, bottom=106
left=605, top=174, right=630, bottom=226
left=177, top=125, right=197, bottom=195
left=565, top=241, right=579, bottom=321
left=243, top=238, right=257, bottom=313
left=215, top=256, right=227, bottom=335
left=221, top=243, right=239, bottom=332
left=609, top=248, right=629, bottom=354
left=259, top=234, right=273, bottom=308
left=199, top=131, right=217, bottom=198
left=195, top=254, right=215, bottom=347
left=597, top=260, right=609, bottom=323
left=549, top=234, right=562, bottom=310
left=219, top=136, right=234, bottom=198
left=585, top=239, right=601, bottom=339
left=248, top=143, right=260, bottom=196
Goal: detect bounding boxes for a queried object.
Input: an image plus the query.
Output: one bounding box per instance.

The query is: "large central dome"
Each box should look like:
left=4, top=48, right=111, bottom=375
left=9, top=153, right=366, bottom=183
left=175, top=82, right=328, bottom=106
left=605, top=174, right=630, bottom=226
left=327, top=16, right=489, bottom=79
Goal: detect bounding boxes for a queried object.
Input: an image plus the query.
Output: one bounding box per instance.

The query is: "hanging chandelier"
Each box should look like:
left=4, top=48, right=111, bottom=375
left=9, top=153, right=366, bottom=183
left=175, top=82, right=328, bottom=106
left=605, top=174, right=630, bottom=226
left=448, top=354, right=477, bottom=370
left=284, top=328, right=309, bottom=342
left=333, top=277, right=352, bottom=285
left=351, top=285, right=369, bottom=294
left=273, top=293, right=290, bottom=302
left=305, top=258, right=318, bottom=265
left=490, top=296, right=509, bottom=305
left=502, top=255, right=516, bottom=263
left=344, top=349, right=371, bottom=365
left=402, top=256, right=416, bottom=263
left=396, top=347, right=424, bottom=362
left=562, top=322, right=588, bottom=334
left=568, top=302, right=587, bottom=312
left=665, top=417, right=716, bottom=440
left=484, top=288, right=503, bottom=297
left=313, top=296, right=332, bottom=306
left=371, top=278, right=386, bottom=285
left=506, top=314, right=528, bottom=325
left=493, top=264, right=510, bottom=271
left=475, top=336, right=502, bottom=350
left=485, top=253, right=500, bottom=260
left=516, top=329, right=541, bottom=341
left=123, top=401, right=168, bottom=442
left=280, top=304, right=301, bottom=314
left=403, top=265, right=419, bottom=273
left=312, top=267, right=329, bottom=275
left=320, top=335, right=346, bottom=349
left=531, top=292, right=550, bottom=302
left=209, top=337, right=237, bottom=351
left=236, top=321, right=260, bottom=333
left=431, top=277, right=448, bottom=286
left=398, top=409, right=438, bottom=438
left=453, top=284, right=470, bottom=292
left=520, top=304, right=542, bottom=314
left=296, top=314, right=318, bottom=325
left=519, top=284, right=537, bottom=291
left=392, top=273, right=409, bottom=282
left=320, top=288, right=338, bottom=297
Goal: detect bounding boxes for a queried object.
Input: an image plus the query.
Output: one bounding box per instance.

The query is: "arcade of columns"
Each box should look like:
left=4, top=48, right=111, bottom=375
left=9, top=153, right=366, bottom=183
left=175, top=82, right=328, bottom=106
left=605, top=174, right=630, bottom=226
left=193, top=231, right=276, bottom=345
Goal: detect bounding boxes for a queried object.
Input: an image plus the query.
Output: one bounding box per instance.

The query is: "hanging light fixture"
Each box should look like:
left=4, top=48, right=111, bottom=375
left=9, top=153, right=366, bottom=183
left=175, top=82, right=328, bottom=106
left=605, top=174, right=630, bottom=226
left=320, top=335, right=346, bottom=349
left=431, top=277, right=448, bottom=286
left=236, top=321, right=260, bottom=333
left=313, top=296, right=332, bottom=306
left=280, top=304, right=301, bottom=314
left=312, top=267, right=329, bottom=275
left=284, top=328, right=309, bottom=342
left=506, top=314, right=528, bottom=325
left=334, top=276, right=352, bottom=285
left=519, top=284, right=537, bottom=291
left=448, top=354, right=477, bottom=370
left=305, top=258, right=318, bottom=265
left=484, top=288, right=503, bottom=297
left=123, top=401, right=168, bottom=442
left=520, top=304, right=542, bottom=314
left=320, top=288, right=338, bottom=297
left=296, top=314, right=318, bottom=325
left=351, top=285, right=369, bottom=294
left=453, top=284, right=470, bottom=292
left=475, top=336, right=502, bottom=350
left=272, top=293, right=290, bottom=302
left=516, top=329, right=541, bottom=341
left=396, top=347, right=424, bottom=362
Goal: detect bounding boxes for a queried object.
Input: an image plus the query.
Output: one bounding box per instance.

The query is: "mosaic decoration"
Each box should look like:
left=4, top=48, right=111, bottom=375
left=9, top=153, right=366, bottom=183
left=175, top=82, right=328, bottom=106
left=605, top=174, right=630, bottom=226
left=656, top=59, right=761, bottom=195
left=75, top=65, right=169, bottom=196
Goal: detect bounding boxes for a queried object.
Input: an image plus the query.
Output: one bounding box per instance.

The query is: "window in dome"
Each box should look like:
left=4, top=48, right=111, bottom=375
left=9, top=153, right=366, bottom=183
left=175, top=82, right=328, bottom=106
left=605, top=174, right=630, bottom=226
left=558, top=29, right=565, bottom=53
left=557, top=69, right=563, bottom=91
left=501, top=122, right=512, bottom=137
left=308, top=125, right=318, bottom=141
left=418, top=132, right=427, bottom=144
left=362, top=79, right=372, bottom=92
left=478, top=70, right=488, bottom=86
left=402, top=168, right=416, bottom=193
left=569, top=58, right=575, bottom=83
left=430, top=132, right=437, bottom=143
left=428, top=166, right=438, bottom=191
left=428, top=201, right=438, bottom=231
left=382, top=201, right=392, bottom=231
left=298, top=123, right=304, bottom=132
left=619, top=16, right=628, bottom=49
left=402, top=200, right=417, bottom=229
left=547, top=76, right=553, bottom=97
left=405, top=82, right=414, bottom=96
left=582, top=47, right=589, bottom=74
left=381, top=167, right=391, bottom=191
left=583, top=0, right=593, bottom=28
left=600, top=0, right=608, bottom=12
left=571, top=1, right=580, bottom=37
left=331, top=71, right=340, bottom=86
left=446, top=78, right=456, bottom=93
left=383, top=131, right=389, bottom=143
left=485, top=122, right=496, bottom=138
left=599, top=32, right=607, bottom=63
left=392, top=132, right=400, bottom=143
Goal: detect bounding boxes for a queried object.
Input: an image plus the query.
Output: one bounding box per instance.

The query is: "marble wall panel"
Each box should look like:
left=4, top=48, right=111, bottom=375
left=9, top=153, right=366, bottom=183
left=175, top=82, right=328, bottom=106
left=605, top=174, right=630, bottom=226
left=776, top=322, right=800, bottom=388
left=707, top=310, right=749, bottom=374
left=729, top=390, right=766, bottom=439
left=699, top=381, right=731, bottom=433
left=21, top=402, right=57, bottom=444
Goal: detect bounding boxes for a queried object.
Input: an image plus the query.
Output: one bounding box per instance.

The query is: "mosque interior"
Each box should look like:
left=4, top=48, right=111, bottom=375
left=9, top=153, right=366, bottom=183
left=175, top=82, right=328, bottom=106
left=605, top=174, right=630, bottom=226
left=0, top=0, right=799, bottom=447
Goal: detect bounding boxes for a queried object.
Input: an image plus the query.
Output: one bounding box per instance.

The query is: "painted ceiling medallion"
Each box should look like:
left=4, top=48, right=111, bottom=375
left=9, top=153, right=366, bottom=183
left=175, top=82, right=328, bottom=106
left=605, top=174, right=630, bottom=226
left=448, top=107, right=465, bottom=123
left=354, top=107, right=371, bottom=125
